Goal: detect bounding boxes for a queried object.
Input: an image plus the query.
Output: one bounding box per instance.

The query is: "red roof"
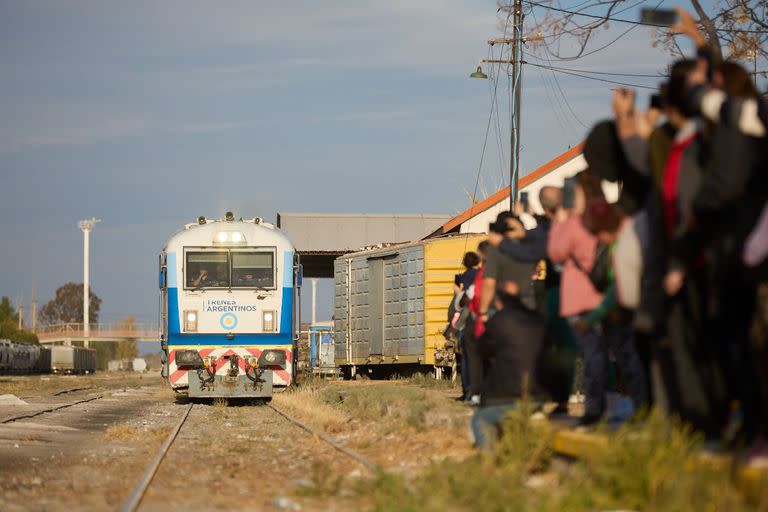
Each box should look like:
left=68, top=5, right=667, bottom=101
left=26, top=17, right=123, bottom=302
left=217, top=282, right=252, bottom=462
left=433, top=142, right=585, bottom=236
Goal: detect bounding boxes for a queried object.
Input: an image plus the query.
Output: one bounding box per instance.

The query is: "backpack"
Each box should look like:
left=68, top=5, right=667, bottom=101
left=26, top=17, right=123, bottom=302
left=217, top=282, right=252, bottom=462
left=571, top=242, right=611, bottom=293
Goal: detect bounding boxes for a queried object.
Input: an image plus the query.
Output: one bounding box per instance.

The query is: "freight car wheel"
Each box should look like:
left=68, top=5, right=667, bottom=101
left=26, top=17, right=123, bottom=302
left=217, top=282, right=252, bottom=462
left=340, top=365, right=355, bottom=381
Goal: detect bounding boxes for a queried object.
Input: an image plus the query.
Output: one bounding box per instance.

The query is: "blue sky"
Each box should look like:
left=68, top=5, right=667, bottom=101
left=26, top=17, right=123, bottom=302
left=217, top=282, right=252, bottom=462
left=0, top=1, right=681, bottom=328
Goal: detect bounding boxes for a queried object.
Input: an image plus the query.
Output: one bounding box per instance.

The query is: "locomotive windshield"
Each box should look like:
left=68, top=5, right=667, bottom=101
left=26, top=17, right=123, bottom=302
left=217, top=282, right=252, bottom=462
left=185, top=251, right=230, bottom=288
left=185, top=249, right=275, bottom=289
left=232, top=251, right=275, bottom=288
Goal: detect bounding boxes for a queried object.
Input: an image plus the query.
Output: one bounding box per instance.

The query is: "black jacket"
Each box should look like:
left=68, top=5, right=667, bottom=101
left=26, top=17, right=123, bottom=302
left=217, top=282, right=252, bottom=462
left=477, top=298, right=546, bottom=406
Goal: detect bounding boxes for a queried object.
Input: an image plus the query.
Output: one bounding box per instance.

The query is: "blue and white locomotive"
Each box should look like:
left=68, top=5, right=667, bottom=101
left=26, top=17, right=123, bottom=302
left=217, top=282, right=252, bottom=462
left=159, top=213, right=300, bottom=398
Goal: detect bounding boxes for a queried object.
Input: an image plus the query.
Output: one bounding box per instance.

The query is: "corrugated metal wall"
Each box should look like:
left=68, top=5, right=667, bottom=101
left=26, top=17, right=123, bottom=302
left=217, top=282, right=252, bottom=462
left=334, top=235, right=483, bottom=367
left=382, top=245, right=424, bottom=357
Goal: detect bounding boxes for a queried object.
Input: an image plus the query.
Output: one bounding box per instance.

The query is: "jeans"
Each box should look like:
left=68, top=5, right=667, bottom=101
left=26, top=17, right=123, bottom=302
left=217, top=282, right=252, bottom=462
left=471, top=404, right=516, bottom=450
left=571, top=317, right=648, bottom=418
left=460, top=334, right=471, bottom=399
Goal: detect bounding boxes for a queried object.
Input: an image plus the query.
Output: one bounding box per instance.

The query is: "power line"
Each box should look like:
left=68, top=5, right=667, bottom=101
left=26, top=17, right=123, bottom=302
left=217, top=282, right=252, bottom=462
left=526, top=61, right=659, bottom=89
left=524, top=1, right=768, bottom=35
left=535, top=62, right=667, bottom=78
left=528, top=6, right=586, bottom=129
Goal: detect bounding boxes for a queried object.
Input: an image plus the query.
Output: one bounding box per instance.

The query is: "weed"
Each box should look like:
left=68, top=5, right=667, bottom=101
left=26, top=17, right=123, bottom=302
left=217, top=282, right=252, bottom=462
left=104, top=423, right=171, bottom=442
left=296, top=461, right=344, bottom=497
left=319, top=383, right=440, bottom=430
left=319, top=406, right=764, bottom=512
left=272, top=380, right=348, bottom=431
left=395, top=372, right=460, bottom=390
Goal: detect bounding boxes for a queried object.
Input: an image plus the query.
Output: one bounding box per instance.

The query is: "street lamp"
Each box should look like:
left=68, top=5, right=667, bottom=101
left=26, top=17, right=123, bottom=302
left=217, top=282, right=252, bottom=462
left=78, top=218, right=100, bottom=347
left=470, top=65, right=488, bottom=79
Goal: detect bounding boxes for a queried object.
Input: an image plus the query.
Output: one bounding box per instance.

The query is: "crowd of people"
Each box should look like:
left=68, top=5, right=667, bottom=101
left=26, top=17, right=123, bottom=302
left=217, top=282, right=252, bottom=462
left=448, top=9, right=768, bottom=461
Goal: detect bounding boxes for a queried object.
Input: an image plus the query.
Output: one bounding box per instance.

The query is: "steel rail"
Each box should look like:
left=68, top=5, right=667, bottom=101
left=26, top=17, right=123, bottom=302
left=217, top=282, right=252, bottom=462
left=1, top=395, right=103, bottom=424
left=267, top=403, right=379, bottom=472
left=20, top=386, right=94, bottom=401
left=52, top=386, right=93, bottom=396
left=119, top=403, right=193, bottom=512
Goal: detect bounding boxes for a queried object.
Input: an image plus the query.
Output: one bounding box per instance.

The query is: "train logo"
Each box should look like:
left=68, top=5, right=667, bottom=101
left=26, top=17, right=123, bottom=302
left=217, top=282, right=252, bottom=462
left=219, top=313, right=238, bottom=331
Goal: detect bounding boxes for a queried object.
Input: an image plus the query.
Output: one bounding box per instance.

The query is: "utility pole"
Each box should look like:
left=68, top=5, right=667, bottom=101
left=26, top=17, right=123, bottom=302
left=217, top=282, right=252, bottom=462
left=78, top=218, right=100, bottom=348
left=311, top=278, right=317, bottom=325
left=30, top=283, right=37, bottom=332
left=474, top=0, right=525, bottom=210
left=17, top=293, right=24, bottom=330
left=510, top=0, right=524, bottom=209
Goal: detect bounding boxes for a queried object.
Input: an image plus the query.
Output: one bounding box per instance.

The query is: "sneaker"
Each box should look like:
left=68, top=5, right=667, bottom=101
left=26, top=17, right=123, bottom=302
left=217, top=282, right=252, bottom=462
left=469, top=395, right=481, bottom=406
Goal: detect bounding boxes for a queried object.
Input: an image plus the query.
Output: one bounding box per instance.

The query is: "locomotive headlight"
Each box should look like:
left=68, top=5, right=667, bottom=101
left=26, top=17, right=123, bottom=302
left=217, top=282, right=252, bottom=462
left=257, top=349, right=286, bottom=366
left=262, top=310, right=276, bottom=332
left=213, top=231, right=247, bottom=245
left=184, top=310, right=198, bottom=332
left=175, top=350, right=204, bottom=367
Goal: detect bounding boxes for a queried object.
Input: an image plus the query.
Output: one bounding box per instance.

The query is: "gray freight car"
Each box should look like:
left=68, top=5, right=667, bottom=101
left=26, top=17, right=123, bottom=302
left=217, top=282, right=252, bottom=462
left=50, top=346, right=97, bottom=374
left=334, top=234, right=484, bottom=379
left=36, top=346, right=51, bottom=373
left=0, top=339, right=12, bottom=372
left=11, top=344, right=41, bottom=373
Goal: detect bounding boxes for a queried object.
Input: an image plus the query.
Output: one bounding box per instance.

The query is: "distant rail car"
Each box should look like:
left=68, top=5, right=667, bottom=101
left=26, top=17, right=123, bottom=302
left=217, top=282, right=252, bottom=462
left=0, top=340, right=93, bottom=374
left=50, top=345, right=96, bottom=374
left=159, top=213, right=300, bottom=399
left=333, top=234, right=484, bottom=379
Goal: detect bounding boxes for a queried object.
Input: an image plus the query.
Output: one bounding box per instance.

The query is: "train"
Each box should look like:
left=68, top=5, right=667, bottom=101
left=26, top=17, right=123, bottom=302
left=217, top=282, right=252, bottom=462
left=159, top=212, right=300, bottom=399
left=0, top=340, right=96, bottom=374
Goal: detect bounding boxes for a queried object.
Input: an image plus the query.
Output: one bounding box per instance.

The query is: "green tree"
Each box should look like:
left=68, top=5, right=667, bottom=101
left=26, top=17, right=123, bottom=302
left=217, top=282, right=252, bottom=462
left=0, top=296, right=18, bottom=324
left=114, top=315, right=139, bottom=360
left=0, top=296, right=38, bottom=344
left=39, top=283, right=102, bottom=325
left=115, top=340, right=139, bottom=360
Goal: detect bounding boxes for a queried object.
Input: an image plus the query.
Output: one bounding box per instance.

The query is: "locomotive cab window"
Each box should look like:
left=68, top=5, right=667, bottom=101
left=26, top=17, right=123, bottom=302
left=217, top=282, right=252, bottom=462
left=231, top=251, right=275, bottom=288
left=185, top=251, right=230, bottom=288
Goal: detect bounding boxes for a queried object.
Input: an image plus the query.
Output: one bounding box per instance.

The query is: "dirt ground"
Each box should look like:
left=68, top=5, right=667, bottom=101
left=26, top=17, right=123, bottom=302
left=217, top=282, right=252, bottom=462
left=0, top=373, right=476, bottom=511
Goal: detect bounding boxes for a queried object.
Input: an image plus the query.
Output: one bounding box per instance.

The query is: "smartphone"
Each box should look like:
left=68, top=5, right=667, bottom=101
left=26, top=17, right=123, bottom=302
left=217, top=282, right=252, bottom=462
left=520, top=191, right=529, bottom=213
left=640, top=8, right=678, bottom=27
left=562, top=177, right=576, bottom=209
left=650, top=93, right=665, bottom=109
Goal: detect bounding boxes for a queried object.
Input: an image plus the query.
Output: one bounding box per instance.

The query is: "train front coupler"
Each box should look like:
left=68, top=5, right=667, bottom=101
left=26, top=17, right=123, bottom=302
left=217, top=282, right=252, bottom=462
left=195, top=359, right=217, bottom=391
left=187, top=355, right=272, bottom=398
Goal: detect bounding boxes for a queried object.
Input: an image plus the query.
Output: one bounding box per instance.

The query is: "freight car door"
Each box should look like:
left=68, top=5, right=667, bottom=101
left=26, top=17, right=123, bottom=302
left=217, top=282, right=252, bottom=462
left=369, top=258, right=384, bottom=355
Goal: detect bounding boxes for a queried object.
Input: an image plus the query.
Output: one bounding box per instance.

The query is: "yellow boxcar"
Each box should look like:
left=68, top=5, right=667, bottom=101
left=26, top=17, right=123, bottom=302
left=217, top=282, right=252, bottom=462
left=333, top=234, right=485, bottom=378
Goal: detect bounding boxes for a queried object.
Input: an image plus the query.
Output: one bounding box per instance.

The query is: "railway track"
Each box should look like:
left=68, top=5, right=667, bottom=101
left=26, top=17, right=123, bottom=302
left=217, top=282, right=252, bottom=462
left=1, top=395, right=104, bottom=424
left=118, top=401, right=378, bottom=512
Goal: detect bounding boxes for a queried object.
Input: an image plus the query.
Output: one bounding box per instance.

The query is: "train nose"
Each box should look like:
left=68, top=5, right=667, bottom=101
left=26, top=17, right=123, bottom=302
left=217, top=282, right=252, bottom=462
left=224, top=354, right=240, bottom=377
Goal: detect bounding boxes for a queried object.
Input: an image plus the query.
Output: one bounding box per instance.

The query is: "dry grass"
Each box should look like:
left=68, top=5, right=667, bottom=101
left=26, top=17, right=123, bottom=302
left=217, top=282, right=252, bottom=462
left=153, top=386, right=178, bottom=400
left=0, top=372, right=163, bottom=397
left=272, top=380, right=349, bottom=432
left=105, top=423, right=171, bottom=442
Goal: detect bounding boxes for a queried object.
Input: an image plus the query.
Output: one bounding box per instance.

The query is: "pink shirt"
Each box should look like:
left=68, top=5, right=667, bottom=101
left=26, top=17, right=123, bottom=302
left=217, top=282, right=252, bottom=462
left=547, top=215, right=604, bottom=317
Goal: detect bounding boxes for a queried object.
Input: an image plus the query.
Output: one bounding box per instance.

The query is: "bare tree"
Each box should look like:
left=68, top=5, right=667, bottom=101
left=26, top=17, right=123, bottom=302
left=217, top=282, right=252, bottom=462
left=503, top=0, right=766, bottom=67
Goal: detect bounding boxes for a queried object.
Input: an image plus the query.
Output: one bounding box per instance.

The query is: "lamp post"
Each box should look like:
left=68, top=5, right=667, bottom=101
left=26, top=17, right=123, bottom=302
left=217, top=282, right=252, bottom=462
left=78, top=218, right=100, bottom=347
left=471, top=0, right=524, bottom=210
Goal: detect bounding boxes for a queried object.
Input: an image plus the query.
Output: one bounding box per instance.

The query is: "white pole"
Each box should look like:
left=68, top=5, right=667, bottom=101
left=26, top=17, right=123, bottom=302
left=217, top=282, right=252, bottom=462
left=311, top=278, right=317, bottom=325
left=78, top=218, right=99, bottom=349
left=83, top=227, right=89, bottom=347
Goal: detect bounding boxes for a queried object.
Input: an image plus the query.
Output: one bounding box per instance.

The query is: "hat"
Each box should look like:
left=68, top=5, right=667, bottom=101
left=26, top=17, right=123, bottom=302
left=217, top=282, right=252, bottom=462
left=489, top=220, right=508, bottom=234
left=583, top=120, right=628, bottom=182
left=489, top=211, right=521, bottom=234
